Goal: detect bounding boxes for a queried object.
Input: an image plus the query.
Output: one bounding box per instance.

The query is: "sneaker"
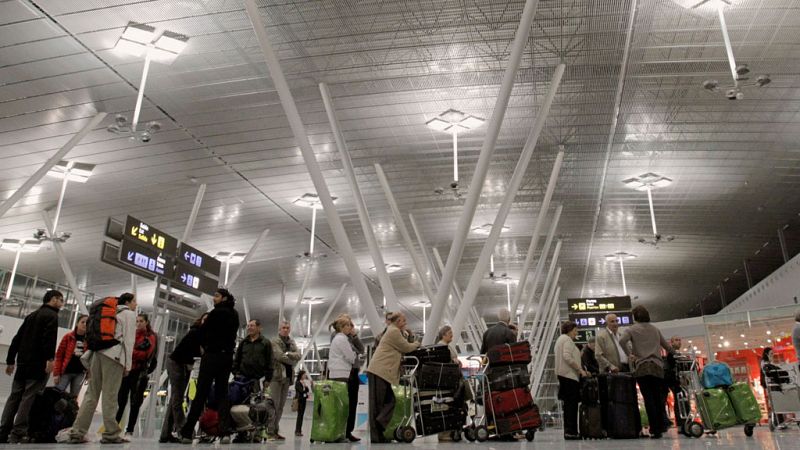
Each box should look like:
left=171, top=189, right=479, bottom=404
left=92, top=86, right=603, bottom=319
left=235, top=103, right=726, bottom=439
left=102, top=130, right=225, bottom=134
left=266, top=434, right=278, bottom=442
left=347, top=434, right=361, bottom=442
left=68, top=436, right=90, bottom=444
left=124, top=432, right=134, bottom=439
left=100, top=436, right=130, bottom=444
left=275, top=434, right=286, bottom=440
left=179, top=434, right=194, bottom=445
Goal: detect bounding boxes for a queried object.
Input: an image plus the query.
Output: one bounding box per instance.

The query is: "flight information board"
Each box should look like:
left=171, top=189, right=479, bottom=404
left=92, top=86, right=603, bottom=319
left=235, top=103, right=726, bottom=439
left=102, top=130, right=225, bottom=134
left=568, top=295, right=632, bottom=344
left=177, top=242, right=220, bottom=277
left=119, top=238, right=174, bottom=279
left=124, top=215, right=179, bottom=255
left=173, top=263, right=217, bottom=296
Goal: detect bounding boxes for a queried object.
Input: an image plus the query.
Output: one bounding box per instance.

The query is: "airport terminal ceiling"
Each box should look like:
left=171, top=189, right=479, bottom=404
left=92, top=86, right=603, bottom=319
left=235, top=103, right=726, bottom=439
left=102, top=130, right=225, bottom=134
left=1, top=0, right=799, bottom=335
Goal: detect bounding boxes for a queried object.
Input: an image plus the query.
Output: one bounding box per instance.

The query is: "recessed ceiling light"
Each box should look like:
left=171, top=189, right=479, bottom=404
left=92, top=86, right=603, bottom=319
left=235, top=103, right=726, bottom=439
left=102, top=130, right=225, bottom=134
left=370, top=263, right=403, bottom=273
left=301, top=296, right=325, bottom=305
left=214, top=251, right=246, bottom=264
left=293, top=193, right=337, bottom=209
left=47, top=161, right=95, bottom=183
left=411, top=301, right=431, bottom=308
left=472, top=223, right=510, bottom=235
left=0, top=239, right=41, bottom=253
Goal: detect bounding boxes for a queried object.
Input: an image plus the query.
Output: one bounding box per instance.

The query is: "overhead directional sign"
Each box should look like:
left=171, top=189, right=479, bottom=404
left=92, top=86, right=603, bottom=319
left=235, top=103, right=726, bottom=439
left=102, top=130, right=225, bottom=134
left=571, top=312, right=632, bottom=329
left=119, top=238, right=174, bottom=279
left=173, top=264, right=217, bottom=296
left=124, top=215, right=178, bottom=255
left=177, top=242, right=221, bottom=277
left=568, top=296, right=631, bottom=313
left=568, top=295, right=633, bottom=344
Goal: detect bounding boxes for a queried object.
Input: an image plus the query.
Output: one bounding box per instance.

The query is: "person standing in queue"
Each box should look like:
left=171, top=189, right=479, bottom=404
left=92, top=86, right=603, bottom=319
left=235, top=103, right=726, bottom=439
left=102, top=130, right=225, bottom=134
left=480, top=309, right=516, bottom=356
left=232, top=319, right=274, bottom=389
left=116, top=314, right=157, bottom=437
left=0, top=290, right=63, bottom=444
left=180, top=288, right=240, bottom=444
left=662, top=335, right=683, bottom=429
left=618, top=305, right=673, bottom=439
left=54, top=314, right=89, bottom=395
left=69, top=293, right=137, bottom=444
left=366, top=312, right=420, bottom=443
left=267, top=321, right=301, bottom=441
left=581, top=336, right=600, bottom=376
left=555, top=321, right=590, bottom=440
left=160, top=313, right=207, bottom=443
left=327, top=314, right=360, bottom=441
left=293, top=370, right=311, bottom=437
left=595, top=313, right=629, bottom=373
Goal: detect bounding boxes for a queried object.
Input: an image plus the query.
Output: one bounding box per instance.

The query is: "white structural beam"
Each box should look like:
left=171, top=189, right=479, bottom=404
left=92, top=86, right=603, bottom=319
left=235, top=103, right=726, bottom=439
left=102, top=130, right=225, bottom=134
left=440, top=64, right=566, bottom=344
left=227, top=228, right=269, bottom=287
left=518, top=206, right=563, bottom=329
left=289, top=263, right=314, bottom=327
left=532, top=285, right=561, bottom=396
left=374, top=164, right=437, bottom=303
left=527, top=240, right=562, bottom=342
left=430, top=247, right=480, bottom=350
left=244, top=0, right=383, bottom=332
left=182, top=183, right=207, bottom=243
left=424, top=0, right=543, bottom=344
left=278, top=283, right=286, bottom=323
left=530, top=278, right=561, bottom=386
left=531, top=267, right=561, bottom=352
left=242, top=297, right=251, bottom=324
left=509, top=151, right=565, bottom=315
left=319, top=83, right=400, bottom=313
left=0, top=112, right=107, bottom=219
left=41, top=210, right=88, bottom=315
left=301, top=283, right=347, bottom=361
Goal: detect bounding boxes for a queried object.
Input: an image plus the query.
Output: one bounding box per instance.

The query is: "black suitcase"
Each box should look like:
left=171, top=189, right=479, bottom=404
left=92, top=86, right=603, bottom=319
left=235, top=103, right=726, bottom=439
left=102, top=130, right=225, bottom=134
left=602, top=373, right=637, bottom=404
left=415, top=409, right=466, bottom=436
left=581, top=377, right=600, bottom=405
left=27, top=387, right=79, bottom=443
left=579, top=404, right=605, bottom=439
left=486, top=364, right=530, bottom=391
left=418, top=362, right=462, bottom=389
left=407, top=345, right=453, bottom=365
left=604, top=401, right=640, bottom=439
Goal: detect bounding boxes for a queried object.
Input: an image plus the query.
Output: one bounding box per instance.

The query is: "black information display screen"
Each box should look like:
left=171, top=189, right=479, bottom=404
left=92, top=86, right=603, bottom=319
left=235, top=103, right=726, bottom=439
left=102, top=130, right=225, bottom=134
left=124, top=215, right=179, bottom=255
left=119, top=238, right=174, bottom=279
left=177, top=242, right=221, bottom=277
left=568, top=295, right=633, bottom=344
left=173, top=263, right=218, bottom=296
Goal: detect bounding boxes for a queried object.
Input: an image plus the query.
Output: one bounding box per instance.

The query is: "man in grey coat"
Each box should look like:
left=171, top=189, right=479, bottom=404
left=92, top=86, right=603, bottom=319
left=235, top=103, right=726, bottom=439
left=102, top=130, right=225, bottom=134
left=268, top=321, right=301, bottom=441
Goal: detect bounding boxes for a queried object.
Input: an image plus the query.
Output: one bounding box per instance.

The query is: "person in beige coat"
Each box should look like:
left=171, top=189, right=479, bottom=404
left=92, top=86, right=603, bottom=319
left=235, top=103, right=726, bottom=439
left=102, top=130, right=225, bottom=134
left=366, top=312, right=420, bottom=443
left=594, top=313, right=630, bottom=373
left=554, top=321, right=588, bottom=440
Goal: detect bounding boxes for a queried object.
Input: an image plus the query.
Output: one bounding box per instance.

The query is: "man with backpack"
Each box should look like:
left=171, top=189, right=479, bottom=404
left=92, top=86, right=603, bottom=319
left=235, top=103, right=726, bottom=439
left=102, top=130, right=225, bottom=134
left=68, top=293, right=137, bottom=444
left=0, top=290, right=64, bottom=444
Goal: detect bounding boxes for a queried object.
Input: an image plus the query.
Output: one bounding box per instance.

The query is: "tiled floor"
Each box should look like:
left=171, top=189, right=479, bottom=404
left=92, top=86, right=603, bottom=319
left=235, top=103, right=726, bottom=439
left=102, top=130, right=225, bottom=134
left=9, top=426, right=800, bottom=449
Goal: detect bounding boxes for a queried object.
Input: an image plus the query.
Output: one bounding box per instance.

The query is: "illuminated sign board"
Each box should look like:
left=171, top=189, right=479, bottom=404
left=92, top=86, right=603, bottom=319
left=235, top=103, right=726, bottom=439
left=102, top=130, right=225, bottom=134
left=177, top=242, right=221, bottom=277
left=568, top=295, right=633, bottom=344
left=124, top=215, right=178, bottom=255
left=119, top=239, right=174, bottom=279
left=173, top=264, right=217, bottom=296
left=568, top=296, right=632, bottom=313
left=571, top=312, right=632, bottom=329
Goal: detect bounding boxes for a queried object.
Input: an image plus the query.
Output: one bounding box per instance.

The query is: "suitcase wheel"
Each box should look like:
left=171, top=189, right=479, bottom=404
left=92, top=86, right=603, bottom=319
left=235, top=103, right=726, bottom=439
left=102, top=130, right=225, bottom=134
left=744, top=424, right=754, bottom=437
left=450, top=430, right=462, bottom=442
left=401, top=426, right=416, bottom=443
left=394, top=427, right=403, bottom=442
left=525, top=429, right=535, bottom=441
left=464, top=427, right=477, bottom=442
left=475, top=425, right=489, bottom=442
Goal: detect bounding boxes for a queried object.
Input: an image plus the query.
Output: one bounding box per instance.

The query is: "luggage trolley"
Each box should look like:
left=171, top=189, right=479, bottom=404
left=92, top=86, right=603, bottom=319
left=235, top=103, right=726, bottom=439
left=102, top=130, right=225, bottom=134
left=674, top=353, right=704, bottom=438
left=410, top=355, right=469, bottom=441
left=763, top=363, right=800, bottom=431
left=463, top=355, right=538, bottom=442
left=385, top=355, right=419, bottom=443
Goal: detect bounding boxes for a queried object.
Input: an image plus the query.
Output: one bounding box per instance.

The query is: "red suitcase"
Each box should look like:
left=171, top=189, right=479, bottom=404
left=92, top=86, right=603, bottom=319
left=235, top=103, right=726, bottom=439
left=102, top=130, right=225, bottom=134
left=485, top=387, right=533, bottom=416
left=493, top=404, right=542, bottom=435
left=486, top=341, right=531, bottom=366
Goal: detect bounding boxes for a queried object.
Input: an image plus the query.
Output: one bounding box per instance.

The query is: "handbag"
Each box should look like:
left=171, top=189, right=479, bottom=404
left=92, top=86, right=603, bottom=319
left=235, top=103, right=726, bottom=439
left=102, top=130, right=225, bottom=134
left=291, top=397, right=299, bottom=412
left=633, top=359, right=664, bottom=378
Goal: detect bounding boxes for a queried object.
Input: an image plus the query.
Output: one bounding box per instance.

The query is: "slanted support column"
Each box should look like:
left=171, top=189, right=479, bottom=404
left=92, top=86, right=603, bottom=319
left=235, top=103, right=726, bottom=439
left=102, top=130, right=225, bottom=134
left=434, top=64, right=565, bottom=344
left=41, top=210, right=87, bottom=315
left=424, top=0, right=545, bottom=344
left=527, top=240, right=562, bottom=342
left=227, top=228, right=270, bottom=287
left=0, top=113, right=107, bottom=219
left=245, top=0, right=382, bottom=332
left=532, top=285, right=561, bottom=397
left=518, top=205, right=563, bottom=330
left=182, top=184, right=207, bottom=242
left=319, top=83, right=399, bottom=313
left=301, top=283, right=347, bottom=360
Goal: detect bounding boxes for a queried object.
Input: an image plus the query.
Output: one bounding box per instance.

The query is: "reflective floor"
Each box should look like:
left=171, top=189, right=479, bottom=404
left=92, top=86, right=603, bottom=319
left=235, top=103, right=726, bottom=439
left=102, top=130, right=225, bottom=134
left=8, top=426, right=800, bottom=449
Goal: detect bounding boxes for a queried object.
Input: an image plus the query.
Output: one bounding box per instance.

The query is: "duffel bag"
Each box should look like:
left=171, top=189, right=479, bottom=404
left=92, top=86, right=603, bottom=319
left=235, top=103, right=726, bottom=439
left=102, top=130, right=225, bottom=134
left=486, top=364, right=530, bottom=391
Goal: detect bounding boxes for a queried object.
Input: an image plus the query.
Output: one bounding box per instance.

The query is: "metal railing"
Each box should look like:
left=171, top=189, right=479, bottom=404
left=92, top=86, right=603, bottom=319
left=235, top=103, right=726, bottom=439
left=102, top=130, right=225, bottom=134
left=0, top=269, right=95, bottom=328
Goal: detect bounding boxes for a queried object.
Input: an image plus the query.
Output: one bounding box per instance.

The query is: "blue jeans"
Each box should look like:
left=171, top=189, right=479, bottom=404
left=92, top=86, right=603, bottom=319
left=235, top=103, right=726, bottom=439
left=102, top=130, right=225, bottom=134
left=56, top=372, right=86, bottom=396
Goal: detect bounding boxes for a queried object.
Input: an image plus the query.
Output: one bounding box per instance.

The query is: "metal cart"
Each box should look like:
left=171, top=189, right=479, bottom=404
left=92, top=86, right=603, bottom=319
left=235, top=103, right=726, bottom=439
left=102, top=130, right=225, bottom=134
left=763, top=363, right=800, bottom=431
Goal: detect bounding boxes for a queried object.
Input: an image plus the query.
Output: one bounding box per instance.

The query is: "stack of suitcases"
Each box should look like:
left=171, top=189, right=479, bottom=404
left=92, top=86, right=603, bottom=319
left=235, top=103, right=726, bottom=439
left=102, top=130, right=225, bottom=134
left=697, top=362, right=760, bottom=435
left=408, top=345, right=467, bottom=436
left=484, top=341, right=541, bottom=438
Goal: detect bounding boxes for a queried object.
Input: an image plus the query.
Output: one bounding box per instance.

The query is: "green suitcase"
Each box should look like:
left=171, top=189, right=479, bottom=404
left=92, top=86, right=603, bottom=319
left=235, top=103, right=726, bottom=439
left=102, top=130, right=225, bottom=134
left=384, top=384, right=414, bottom=441
left=727, top=382, right=762, bottom=424
left=640, top=406, right=649, bottom=429
left=310, top=380, right=349, bottom=443
left=697, top=388, right=738, bottom=430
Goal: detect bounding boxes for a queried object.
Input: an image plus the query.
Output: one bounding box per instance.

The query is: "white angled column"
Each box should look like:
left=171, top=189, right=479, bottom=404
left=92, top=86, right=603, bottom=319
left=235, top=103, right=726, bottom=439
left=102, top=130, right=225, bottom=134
left=519, top=207, right=562, bottom=329
left=527, top=240, right=562, bottom=342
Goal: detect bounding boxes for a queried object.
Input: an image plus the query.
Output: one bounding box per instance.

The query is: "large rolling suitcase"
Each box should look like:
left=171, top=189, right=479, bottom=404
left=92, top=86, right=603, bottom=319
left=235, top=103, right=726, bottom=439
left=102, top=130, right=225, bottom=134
left=579, top=404, right=605, bottom=439
left=604, top=401, right=640, bottom=439
left=486, top=364, right=530, bottom=391
left=580, top=376, right=600, bottom=405
left=697, top=388, right=738, bottom=430
left=418, top=362, right=462, bottom=389
left=310, top=380, right=349, bottom=443
left=486, top=387, right=533, bottom=416
left=408, top=345, right=452, bottom=365
left=493, top=404, right=541, bottom=435
left=486, top=341, right=532, bottom=366
left=603, top=373, right=638, bottom=404
left=415, top=409, right=466, bottom=436
left=727, top=383, right=761, bottom=424
left=384, top=385, right=413, bottom=442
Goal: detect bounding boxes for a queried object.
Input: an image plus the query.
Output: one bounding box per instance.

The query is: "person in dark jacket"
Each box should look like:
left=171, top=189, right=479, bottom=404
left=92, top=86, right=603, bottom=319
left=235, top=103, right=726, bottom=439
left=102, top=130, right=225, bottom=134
left=180, top=288, right=240, bottom=443
left=480, top=308, right=516, bottom=355
left=233, top=319, right=274, bottom=385
left=160, top=313, right=207, bottom=443
left=581, top=336, right=599, bottom=375
left=116, top=314, right=158, bottom=436
left=0, top=290, right=64, bottom=444
left=293, top=370, right=311, bottom=437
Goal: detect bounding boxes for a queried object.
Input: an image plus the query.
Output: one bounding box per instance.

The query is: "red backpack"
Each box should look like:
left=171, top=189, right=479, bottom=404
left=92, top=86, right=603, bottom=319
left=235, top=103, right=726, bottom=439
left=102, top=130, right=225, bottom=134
left=86, top=297, right=119, bottom=351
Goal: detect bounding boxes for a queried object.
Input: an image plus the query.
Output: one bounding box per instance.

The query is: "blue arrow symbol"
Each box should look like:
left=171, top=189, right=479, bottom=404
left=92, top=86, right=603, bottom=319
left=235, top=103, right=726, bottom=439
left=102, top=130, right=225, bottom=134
left=181, top=273, right=187, bottom=283
left=127, top=251, right=134, bottom=261
left=185, top=251, right=190, bottom=260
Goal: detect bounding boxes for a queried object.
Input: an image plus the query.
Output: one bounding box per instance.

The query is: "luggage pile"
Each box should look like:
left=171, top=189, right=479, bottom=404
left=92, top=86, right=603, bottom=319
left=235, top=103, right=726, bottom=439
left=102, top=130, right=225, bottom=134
left=695, top=362, right=759, bottom=437
left=408, top=345, right=467, bottom=439
left=483, top=341, right=540, bottom=441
